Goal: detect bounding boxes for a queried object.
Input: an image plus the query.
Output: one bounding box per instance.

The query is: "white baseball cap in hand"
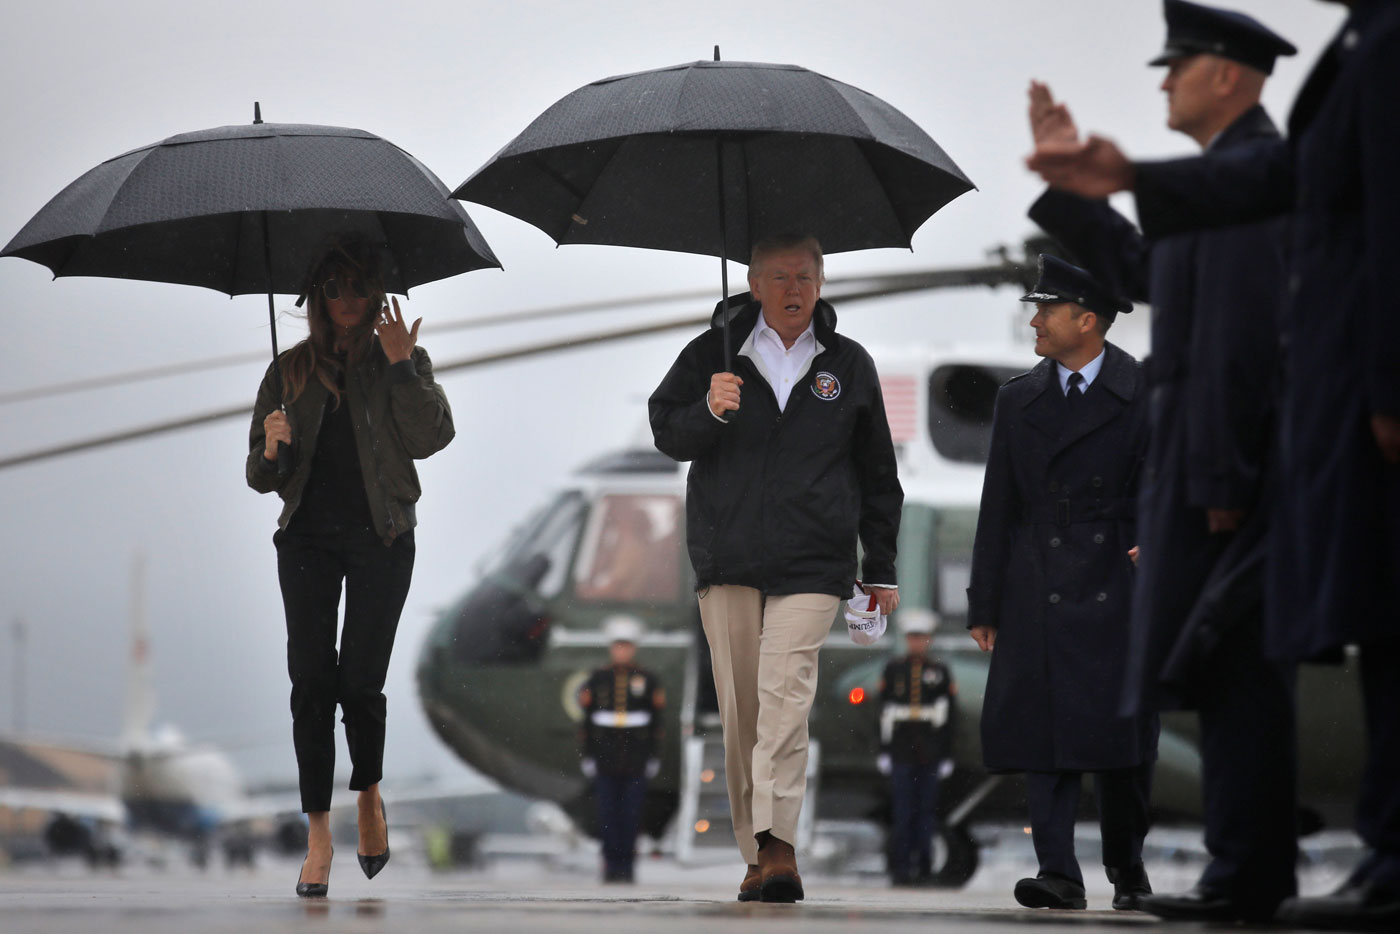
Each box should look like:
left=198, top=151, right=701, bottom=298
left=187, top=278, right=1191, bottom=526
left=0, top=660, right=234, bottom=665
left=845, top=585, right=887, bottom=646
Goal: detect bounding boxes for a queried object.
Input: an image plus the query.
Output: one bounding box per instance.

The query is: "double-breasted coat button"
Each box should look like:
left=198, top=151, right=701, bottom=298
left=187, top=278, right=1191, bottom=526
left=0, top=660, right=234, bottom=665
left=1093, top=533, right=1105, bottom=544
left=1096, top=592, right=1107, bottom=602
left=1050, top=537, right=1061, bottom=547
left=1091, top=476, right=1103, bottom=488
left=1048, top=481, right=1060, bottom=493
left=1049, top=593, right=1061, bottom=604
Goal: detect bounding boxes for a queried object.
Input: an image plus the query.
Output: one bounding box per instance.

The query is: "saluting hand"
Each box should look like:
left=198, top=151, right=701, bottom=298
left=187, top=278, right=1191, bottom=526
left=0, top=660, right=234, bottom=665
left=375, top=296, right=421, bottom=364
left=1028, top=80, right=1078, bottom=146
left=708, top=372, right=742, bottom=418
left=263, top=409, right=291, bottom=461
left=1026, top=135, right=1135, bottom=199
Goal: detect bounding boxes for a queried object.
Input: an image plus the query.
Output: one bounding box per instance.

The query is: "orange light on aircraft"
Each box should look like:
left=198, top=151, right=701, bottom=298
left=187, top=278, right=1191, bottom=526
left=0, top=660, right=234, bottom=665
left=849, top=687, right=865, bottom=705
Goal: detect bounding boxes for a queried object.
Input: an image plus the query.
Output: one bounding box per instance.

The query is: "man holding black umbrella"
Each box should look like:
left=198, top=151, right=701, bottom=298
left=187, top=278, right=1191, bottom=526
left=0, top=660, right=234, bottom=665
left=650, top=232, right=903, bottom=904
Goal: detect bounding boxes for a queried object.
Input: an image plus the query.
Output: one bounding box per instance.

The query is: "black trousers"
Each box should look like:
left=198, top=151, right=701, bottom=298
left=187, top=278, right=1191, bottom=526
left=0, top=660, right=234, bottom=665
left=595, top=773, right=647, bottom=879
left=1025, top=761, right=1153, bottom=887
left=1195, top=617, right=1298, bottom=907
left=1357, top=642, right=1400, bottom=877
left=276, top=526, right=414, bottom=813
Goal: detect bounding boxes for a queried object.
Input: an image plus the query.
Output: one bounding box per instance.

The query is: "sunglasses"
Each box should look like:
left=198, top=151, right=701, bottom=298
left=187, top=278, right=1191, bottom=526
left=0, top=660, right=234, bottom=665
left=321, top=276, right=370, bottom=302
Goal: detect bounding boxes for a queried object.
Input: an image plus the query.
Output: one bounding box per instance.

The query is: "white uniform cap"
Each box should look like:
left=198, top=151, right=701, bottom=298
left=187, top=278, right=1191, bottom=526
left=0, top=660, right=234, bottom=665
left=602, top=615, right=646, bottom=644
left=898, top=608, right=940, bottom=636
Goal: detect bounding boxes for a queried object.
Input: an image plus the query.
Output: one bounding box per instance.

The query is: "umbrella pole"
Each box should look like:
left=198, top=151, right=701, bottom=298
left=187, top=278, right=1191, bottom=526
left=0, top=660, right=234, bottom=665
left=715, top=134, right=733, bottom=374
left=261, top=211, right=292, bottom=476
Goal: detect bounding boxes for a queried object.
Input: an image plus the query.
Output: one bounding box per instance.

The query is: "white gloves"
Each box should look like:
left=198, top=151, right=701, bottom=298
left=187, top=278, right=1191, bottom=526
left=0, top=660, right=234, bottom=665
left=645, top=758, right=661, bottom=779
left=939, top=758, right=955, bottom=779
left=580, top=757, right=597, bottom=778
left=877, top=753, right=892, bottom=775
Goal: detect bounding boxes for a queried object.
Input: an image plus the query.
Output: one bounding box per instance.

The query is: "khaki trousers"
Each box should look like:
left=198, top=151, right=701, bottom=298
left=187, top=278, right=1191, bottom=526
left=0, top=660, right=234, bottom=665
left=698, top=585, right=841, bottom=864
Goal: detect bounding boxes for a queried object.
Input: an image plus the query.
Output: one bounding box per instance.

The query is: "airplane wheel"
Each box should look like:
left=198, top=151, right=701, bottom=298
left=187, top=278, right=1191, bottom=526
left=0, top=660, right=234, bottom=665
left=925, top=823, right=978, bottom=888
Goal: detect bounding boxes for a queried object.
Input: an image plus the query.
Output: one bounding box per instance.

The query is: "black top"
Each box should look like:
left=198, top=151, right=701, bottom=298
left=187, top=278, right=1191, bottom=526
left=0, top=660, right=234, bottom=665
left=288, top=363, right=373, bottom=535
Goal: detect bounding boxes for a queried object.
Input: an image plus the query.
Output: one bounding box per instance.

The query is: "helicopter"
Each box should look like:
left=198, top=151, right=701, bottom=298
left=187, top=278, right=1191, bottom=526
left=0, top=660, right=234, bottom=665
left=0, top=239, right=1367, bottom=886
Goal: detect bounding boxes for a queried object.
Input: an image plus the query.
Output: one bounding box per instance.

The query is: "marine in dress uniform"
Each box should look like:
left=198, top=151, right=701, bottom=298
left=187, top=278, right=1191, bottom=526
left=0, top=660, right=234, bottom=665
left=967, top=255, right=1155, bottom=912
left=1025, top=2, right=1299, bottom=921
left=577, top=616, right=664, bottom=883
left=877, top=609, right=956, bottom=886
left=1027, top=3, right=1400, bottom=926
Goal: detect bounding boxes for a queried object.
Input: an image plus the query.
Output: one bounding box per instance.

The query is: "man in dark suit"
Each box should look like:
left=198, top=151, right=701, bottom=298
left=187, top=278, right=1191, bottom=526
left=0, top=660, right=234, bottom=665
left=1027, top=2, right=1400, bottom=926
left=968, top=255, right=1154, bottom=912
left=1023, top=2, right=1299, bottom=921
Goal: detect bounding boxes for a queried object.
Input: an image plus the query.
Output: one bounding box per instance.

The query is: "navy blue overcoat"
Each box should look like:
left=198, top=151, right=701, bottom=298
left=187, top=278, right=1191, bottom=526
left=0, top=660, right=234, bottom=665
left=1132, top=1, right=1400, bottom=661
left=1028, top=105, right=1289, bottom=710
left=967, top=343, right=1156, bottom=772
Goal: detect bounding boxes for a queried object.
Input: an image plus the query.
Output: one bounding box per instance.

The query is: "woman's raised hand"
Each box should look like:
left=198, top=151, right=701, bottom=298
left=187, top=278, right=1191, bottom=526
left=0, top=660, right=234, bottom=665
left=374, top=296, right=421, bottom=364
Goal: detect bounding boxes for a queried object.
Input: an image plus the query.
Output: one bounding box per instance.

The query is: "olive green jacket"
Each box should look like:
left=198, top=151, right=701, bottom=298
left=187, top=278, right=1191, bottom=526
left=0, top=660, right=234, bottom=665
left=246, top=340, right=454, bottom=541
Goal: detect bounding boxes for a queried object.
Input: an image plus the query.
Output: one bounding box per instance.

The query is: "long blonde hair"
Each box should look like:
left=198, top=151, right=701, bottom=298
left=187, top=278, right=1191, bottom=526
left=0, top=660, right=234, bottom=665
left=282, top=237, right=387, bottom=407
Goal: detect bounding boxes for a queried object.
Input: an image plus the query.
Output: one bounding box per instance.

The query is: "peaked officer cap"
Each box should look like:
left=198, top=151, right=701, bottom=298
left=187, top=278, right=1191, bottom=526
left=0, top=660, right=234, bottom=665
left=898, top=609, right=940, bottom=636
left=602, top=615, right=645, bottom=644
left=1149, top=0, right=1297, bottom=75
left=1019, top=254, right=1132, bottom=321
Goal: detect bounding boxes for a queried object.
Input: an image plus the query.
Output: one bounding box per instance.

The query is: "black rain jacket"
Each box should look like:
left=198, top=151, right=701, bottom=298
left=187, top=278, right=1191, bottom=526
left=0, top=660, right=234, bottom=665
left=648, top=295, right=902, bottom=597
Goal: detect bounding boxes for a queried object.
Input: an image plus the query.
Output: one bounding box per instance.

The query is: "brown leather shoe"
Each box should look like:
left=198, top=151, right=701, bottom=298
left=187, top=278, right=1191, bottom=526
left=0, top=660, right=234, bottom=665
left=737, top=863, right=761, bottom=902
left=758, top=836, right=804, bottom=903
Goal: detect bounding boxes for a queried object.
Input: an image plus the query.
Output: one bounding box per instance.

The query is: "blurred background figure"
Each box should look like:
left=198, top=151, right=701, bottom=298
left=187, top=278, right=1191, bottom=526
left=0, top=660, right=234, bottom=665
left=576, top=615, right=665, bottom=883
left=877, top=608, right=956, bottom=887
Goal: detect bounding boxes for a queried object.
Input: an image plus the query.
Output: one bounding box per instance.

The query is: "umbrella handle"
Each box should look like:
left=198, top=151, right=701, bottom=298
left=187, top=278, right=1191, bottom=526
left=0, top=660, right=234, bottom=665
left=276, top=440, right=292, bottom=478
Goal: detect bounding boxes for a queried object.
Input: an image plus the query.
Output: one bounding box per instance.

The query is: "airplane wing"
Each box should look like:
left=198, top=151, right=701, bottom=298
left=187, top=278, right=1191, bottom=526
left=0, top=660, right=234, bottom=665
left=0, top=786, right=126, bottom=824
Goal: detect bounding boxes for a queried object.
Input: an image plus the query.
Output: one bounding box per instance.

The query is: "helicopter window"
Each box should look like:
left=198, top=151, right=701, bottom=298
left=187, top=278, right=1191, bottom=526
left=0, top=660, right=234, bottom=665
left=486, top=490, right=588, bottom=598
left=931, top=507, right=978, bottom=620
left=573, top=494, right=684, bottom=603
left=927, top=364, right=1023, bottom=463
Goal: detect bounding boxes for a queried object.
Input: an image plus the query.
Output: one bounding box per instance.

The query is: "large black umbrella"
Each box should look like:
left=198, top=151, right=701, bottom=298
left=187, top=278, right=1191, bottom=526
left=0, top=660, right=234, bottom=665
left=455, top=51, right=973, bottom=365
left=3, top=105, right=499, bottom=467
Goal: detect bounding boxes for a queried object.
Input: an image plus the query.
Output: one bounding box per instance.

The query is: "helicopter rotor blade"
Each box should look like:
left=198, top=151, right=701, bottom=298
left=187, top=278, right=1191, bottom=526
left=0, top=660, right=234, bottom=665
left=3, top=255, right=1034, bottom=406
left=0, top=256, right=1038, bottom=470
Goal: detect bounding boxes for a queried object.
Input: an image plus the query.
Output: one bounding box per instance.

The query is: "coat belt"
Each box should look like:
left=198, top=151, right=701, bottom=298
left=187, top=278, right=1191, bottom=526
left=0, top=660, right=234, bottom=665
left=1020, top=498, right=1135, bottom=527
left=591, top=710, right=652, bottom=728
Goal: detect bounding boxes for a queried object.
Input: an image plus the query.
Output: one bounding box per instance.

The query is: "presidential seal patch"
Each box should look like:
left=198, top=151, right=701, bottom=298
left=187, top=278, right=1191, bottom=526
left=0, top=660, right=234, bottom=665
left=811, top=371, right=841, bottom=401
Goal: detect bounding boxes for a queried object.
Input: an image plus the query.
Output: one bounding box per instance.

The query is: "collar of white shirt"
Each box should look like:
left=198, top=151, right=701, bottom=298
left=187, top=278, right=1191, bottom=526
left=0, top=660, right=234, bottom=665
left=739, top=317, right=824, bottom=393
left=1056, top=346, right=1106, bottom=395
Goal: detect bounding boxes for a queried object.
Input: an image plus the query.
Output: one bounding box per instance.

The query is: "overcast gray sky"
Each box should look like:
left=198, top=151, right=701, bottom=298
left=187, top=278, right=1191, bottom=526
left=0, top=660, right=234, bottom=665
left=0, top=0, right=1343, bottom=788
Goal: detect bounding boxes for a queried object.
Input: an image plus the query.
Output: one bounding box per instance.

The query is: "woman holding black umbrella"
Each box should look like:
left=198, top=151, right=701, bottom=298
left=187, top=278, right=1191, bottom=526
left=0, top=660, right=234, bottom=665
left=246, top=237, right=455, bottom=897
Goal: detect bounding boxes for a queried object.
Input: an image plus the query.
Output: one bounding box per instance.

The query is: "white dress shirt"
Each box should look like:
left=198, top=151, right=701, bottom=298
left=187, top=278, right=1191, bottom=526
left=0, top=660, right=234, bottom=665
left=1056, top=346, right=1106, bottom=395
left=739, top=316, right=823, bottom=412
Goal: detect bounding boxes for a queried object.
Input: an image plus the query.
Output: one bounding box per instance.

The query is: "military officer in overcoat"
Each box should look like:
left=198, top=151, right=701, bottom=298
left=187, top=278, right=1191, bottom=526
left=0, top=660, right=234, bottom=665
left=967, top=255, right=1154, bottom=912
left=577, top=615, right=665, bottom=883
left=876, top=609, right=956, bottom=886
left=1022, top=2, right=1299, bottom=921
left=1026, top=3, right=1400, bottom=926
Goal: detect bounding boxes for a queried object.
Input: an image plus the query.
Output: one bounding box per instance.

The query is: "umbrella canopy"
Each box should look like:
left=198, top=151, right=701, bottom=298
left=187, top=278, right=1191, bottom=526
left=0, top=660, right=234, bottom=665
left=3, top=118, right=500, bottom=295
left=454, top=57, right=975, bottom=263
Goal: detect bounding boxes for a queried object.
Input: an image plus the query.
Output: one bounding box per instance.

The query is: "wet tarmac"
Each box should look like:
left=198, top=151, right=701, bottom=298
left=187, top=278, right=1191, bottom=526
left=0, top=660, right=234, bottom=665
left=0, top=852, right=1351, bottom=934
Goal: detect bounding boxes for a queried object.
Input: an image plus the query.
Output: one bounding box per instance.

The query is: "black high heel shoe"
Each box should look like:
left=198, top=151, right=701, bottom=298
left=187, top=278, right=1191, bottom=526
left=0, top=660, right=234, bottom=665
left=358, top=801, right=390, bottom=880
left=296, top=847, right=332, bottom=898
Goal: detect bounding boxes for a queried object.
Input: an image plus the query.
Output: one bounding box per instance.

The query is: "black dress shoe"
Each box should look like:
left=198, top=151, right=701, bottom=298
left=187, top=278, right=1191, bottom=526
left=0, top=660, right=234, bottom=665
left=1108, top=862, right=1152, bottom=911
left=1140, top=885, right=1280, bottom=922
left=296, top=848, right=331, bottom=898
left=1276, top=876, right=1400, bottom=930
left=357, top=801, right=390, bottom=880
left=1014, top=873, right=1087, bottom=910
